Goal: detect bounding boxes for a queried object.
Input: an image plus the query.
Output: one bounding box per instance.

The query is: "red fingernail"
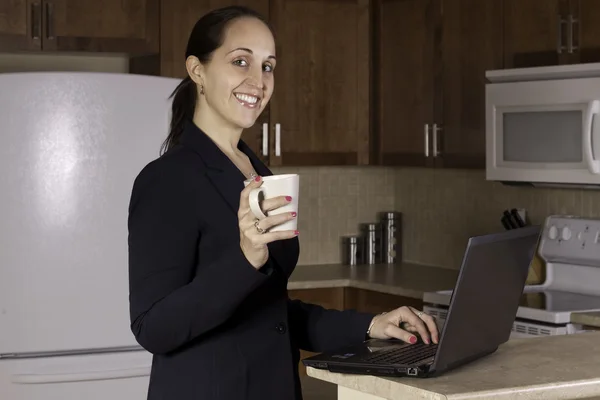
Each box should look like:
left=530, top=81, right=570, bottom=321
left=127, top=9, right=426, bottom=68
left=294, top=230, right=299, bottom=235
left=291, top=212, right=297, bottom=217
left=285, top=196, right=292, bottom=201
left=409, top=336, right=417, bottom=344
left=255, top=176, right=261, bottom=182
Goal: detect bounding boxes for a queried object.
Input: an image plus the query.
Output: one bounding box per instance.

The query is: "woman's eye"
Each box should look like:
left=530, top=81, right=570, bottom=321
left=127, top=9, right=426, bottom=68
left=233, top=59, right=248, bottom=67
left=263, top=64, right=274, bottom=73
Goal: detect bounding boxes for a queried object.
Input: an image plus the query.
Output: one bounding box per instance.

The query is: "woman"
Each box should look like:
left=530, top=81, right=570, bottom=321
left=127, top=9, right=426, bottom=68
left=127, top=5, right=438, bottom=400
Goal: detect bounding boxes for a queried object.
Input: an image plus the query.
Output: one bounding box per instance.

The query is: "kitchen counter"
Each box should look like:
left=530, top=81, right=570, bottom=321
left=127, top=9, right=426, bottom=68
left=288, top=263, right=458, bottom=299
left=572, top=312, right=600, bottom=328
left=307, top=332, right=600, bottom=400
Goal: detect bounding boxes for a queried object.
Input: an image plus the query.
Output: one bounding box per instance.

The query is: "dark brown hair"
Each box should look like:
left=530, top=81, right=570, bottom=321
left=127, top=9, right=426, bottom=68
left=160, top=6, right=273, bottom=155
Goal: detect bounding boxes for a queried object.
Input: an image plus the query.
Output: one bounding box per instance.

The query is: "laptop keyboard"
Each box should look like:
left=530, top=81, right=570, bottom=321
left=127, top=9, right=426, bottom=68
left=362, top=343, right=438, bottom=365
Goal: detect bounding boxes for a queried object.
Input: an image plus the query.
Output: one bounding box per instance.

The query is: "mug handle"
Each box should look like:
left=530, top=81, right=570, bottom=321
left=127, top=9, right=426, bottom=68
left=249, top=188, right=267, bottom=219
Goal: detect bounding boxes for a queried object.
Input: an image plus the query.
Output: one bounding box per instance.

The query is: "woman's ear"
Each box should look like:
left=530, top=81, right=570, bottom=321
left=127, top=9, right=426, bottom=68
left=186, top=56, right=204, bottom=87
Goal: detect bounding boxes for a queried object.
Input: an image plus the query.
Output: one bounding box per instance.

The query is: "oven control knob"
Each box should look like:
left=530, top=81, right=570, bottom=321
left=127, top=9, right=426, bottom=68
left=548, top=225, right=558, bottom=240
left=561, top=226, right=572, bottom=241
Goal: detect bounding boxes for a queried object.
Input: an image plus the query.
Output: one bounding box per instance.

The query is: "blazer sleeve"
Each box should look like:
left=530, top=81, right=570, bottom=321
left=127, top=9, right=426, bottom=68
left=127, top=160, right=268, bottom=355
left=287, top=299, right=375, bottom=353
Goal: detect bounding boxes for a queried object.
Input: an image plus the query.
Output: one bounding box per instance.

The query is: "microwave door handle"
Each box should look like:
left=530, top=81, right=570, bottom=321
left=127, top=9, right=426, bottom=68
left=584, top=100, right=600, bottom=174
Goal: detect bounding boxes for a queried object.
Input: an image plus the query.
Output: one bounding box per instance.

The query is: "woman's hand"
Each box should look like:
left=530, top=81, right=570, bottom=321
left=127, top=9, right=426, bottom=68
left=367, top=306, right=439, bottom=345
left=238, top=176, right=298, bottom=269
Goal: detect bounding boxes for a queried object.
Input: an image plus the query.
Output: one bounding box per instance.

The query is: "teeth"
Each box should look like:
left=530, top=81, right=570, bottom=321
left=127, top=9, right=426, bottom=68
left=235, top=93, right=259, bottom=104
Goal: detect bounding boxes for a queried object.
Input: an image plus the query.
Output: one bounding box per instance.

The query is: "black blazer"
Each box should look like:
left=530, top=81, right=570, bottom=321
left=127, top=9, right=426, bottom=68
left=128, top=119, right=374, bottom=400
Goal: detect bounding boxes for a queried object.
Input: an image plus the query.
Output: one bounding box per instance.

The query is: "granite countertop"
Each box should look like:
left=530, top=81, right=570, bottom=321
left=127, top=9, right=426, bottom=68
left=288, top=263, right=458, bottom=299
left=571, top=312, right=600, bottom=328
left=307, top=332, right=600, bottom=400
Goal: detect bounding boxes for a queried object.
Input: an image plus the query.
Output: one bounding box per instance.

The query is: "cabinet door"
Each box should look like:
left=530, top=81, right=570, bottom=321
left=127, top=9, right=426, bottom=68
left=0, top=0, right=41, bottom=51
left=375, top=0, right=436, bottom=167
left=435, top=0, right=503, bottom=169
left=571, top=0, right=600, bottom=63
left=41, top=0, right=159, bottom=53
left=503, top=0, right=570, bottom=68
left=160, top=0, right=271, bottom=162
left=268, top=0, right=370, bottom=166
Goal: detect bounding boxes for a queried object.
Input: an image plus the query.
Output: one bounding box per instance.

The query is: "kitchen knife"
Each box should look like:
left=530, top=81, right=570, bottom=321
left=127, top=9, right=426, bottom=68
left=510, top=208, right=526, bottom=227
left=501, top=215, right=512, bottom=230
left=502, top=210, right=519, bottom=229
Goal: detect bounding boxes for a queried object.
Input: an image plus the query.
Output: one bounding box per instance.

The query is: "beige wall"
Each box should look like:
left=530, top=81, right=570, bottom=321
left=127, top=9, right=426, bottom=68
left=274, top=166, right=600, bottom=269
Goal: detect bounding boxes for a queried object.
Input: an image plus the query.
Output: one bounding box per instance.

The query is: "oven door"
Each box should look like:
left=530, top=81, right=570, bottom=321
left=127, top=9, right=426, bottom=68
left=486, top=77, right=600, bottom=186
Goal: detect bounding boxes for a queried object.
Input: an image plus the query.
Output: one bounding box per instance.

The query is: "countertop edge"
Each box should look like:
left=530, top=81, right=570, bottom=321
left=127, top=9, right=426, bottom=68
left=306, top=367, right=600, bottom=400
left=287, top=279, right=425, bottom=299
left=306, top=367, right=446, bottom=400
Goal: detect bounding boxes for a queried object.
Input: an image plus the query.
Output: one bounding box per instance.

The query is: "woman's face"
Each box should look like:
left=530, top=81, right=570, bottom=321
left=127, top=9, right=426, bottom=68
left=195, top=17, right=276, bottom=130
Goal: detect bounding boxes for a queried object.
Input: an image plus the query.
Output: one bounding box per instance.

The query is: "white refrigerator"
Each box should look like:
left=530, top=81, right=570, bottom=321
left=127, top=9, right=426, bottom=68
left=0, top=72, right=180, bottom=399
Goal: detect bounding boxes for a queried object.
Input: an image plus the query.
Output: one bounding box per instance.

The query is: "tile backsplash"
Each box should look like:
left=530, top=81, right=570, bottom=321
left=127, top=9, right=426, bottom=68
left=273, top=166, right=600, bottom=269
left=271, top=166, right=395, bottom=265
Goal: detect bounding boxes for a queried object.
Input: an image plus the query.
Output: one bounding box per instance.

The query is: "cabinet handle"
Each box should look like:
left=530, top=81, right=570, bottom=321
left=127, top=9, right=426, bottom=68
left=424, top=123, right=430, bottom=157
left=432, top=123, right=442, bottom=157
left=31, top=2, right=41, bottom=39
left=262, top=123, right=268, bottom=156
left=567, top=14, right=578, bottom=54
left=557, top=15, right=567, bottom=54
left=275, top=123, right=281, bottom=157
left=45, top=2, right=54, bottom=40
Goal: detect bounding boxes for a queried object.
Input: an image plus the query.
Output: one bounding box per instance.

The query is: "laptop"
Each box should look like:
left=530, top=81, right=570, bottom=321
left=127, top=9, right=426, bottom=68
left=302, top=225, right=541, bottom=378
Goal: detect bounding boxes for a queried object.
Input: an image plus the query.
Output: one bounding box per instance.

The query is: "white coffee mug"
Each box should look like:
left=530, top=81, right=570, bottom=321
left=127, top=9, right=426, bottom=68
left=243, top=174, right=299, bottom=232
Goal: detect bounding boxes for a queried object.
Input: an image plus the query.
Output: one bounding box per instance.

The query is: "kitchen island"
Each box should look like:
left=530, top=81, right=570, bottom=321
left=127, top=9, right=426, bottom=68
left=307, top=331, right=600, bottom=399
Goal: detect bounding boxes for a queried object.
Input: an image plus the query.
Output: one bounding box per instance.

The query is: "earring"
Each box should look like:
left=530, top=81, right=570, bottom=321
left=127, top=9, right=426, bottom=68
left=199, top=85, right=204, bottom=94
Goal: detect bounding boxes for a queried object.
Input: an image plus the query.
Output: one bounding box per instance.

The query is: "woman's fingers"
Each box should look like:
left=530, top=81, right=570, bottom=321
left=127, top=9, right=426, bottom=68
left=410, top=307, right=439, bottom=344
left=261, top=195, right=292, bottom=212
left=383, top=322, right=419, bottom=344
left=238, top=176, right=262, bottom=219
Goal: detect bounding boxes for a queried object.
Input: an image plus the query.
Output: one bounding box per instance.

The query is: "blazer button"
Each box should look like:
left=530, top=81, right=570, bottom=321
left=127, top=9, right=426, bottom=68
left=275, top=322, right=287, bottom=334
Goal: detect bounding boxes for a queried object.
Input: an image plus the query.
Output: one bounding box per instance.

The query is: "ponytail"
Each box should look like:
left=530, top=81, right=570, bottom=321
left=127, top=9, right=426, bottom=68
left=160, top=76, right=197, bottom=155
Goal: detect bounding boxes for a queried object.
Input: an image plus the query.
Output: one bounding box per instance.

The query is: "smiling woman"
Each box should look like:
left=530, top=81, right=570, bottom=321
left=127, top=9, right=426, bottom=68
left=127, top=5, right=438, bottom=400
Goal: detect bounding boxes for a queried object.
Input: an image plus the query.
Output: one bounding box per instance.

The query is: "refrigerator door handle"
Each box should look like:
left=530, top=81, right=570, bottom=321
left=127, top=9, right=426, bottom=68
left=11, top=366, right=150, bottom=384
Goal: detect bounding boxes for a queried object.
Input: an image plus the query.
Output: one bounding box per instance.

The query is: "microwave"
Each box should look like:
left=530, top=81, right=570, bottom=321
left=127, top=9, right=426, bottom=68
left=486, top=63, right=600, bottom=188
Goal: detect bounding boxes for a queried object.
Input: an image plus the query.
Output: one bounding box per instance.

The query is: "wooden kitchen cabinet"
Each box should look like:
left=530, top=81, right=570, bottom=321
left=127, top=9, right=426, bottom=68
left=374, top=0, right=436, bottom=167
left=374, top=0, right=503, bottom=169
left=503, top=0, right=600, bottom=68
left=0, top=0, right=40, bottom=51
left=503, top=0, right=568, bottom=69
left=160, top=0, right=371, bottom=166
left=268, top=0, right=371, bottom=166
left=435, top=0, right=503, bottom=169
left=0, top=0, right=159, bottom=54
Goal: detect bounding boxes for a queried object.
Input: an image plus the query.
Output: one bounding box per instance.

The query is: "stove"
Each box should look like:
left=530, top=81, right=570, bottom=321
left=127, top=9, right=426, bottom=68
left=423, top=215, right=600, bottom=339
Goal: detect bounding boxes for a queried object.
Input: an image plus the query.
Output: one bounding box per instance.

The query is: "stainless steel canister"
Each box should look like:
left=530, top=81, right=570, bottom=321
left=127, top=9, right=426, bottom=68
left=360, top=223, right=381, bottom=264
left=379, top=211, right=402, bottom=264
left=341, top=235, right=362, bottom=265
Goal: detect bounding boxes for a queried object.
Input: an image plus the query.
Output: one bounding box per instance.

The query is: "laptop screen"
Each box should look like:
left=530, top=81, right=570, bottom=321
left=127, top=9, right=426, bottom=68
left=432, top=225, right=541, bottom=372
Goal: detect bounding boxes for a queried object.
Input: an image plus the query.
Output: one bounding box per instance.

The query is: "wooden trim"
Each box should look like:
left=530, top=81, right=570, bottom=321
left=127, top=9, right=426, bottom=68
left=275, top=152, right=359, bottom=166
left=434, top=154, right=485, bottom=169
left=381, top=152, right=431, bottom=167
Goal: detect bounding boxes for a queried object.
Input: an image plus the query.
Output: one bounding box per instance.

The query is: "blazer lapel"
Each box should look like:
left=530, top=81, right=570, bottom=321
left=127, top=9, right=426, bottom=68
left=179, top=119, right=298, bottom=278
left=179, top=120, right=247, bottom=216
